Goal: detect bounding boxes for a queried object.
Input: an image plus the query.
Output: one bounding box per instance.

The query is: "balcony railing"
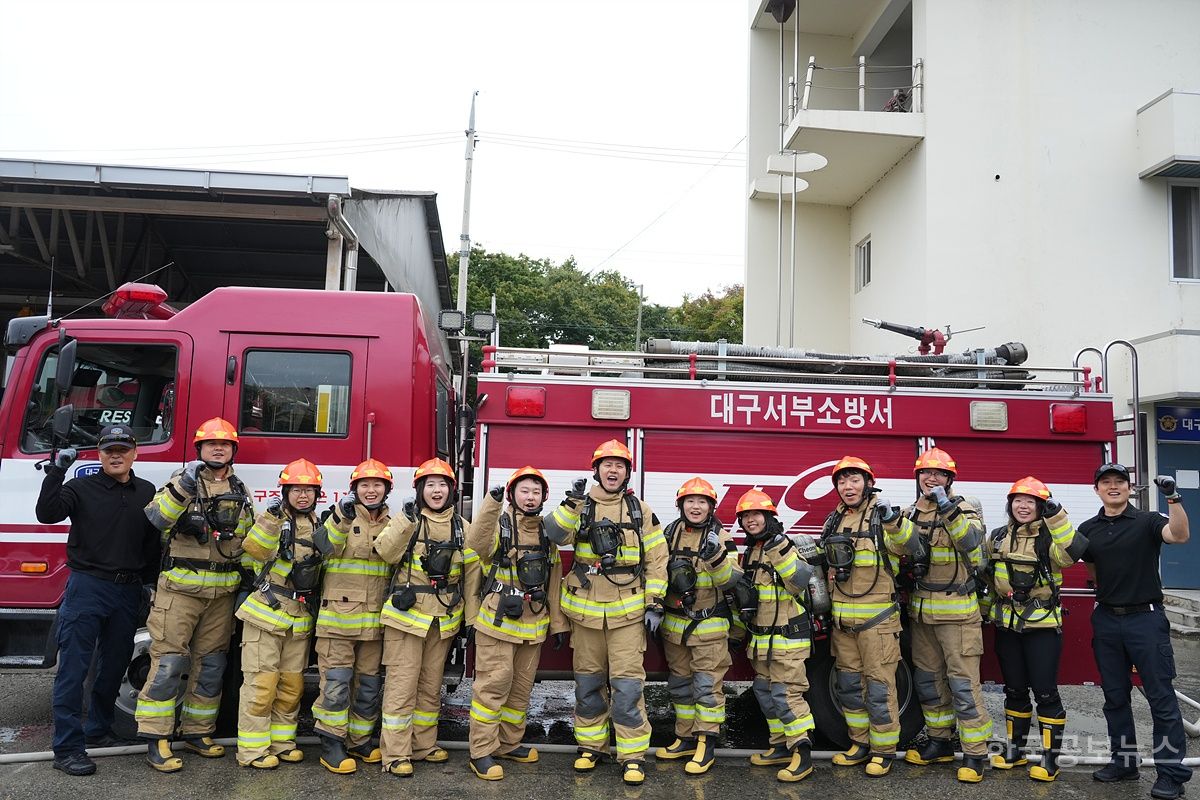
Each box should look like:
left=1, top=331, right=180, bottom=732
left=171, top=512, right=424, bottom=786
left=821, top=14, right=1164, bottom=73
left=792, top=56, right=924, bottom=119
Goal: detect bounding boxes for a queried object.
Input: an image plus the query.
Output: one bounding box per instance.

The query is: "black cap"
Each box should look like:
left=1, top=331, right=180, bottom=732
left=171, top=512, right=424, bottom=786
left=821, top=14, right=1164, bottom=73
left=1093, top=463, right=1130, bottom=484
left=97, top=425, right=137, bottom=451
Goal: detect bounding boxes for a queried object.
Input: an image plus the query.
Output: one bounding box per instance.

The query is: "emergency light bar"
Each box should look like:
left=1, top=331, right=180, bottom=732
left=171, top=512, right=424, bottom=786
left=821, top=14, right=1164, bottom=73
left=102, top=282, right=177, bottom=320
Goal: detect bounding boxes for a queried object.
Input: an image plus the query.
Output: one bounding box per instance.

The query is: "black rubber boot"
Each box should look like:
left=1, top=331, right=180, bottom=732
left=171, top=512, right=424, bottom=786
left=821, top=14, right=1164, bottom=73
left=992, top=711, right=1031, bottom=769
left=957, top=755, right=986, bottom=783
left=319, top=735, right=356, bottom=774
left=1030, top=718, right=1065, bottom=782
left=777, top=742, right=814, bottom=782
left=904, top=737, right=956, bottom=765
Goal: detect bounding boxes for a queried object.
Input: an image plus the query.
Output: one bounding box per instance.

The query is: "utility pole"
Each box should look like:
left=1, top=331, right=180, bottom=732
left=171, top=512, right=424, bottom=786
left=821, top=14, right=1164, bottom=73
left=634, top=284, right=644, bottom=351
left=456, top=91, right=479, bottom=317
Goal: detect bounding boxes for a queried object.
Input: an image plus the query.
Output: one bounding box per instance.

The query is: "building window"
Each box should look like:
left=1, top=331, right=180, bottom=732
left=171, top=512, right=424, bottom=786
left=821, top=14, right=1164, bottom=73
left=240, top=350, right=351, bottom=436
left=1172, top=185, right=1200, bottom=280
left=855, top=236, right=872, bottom=292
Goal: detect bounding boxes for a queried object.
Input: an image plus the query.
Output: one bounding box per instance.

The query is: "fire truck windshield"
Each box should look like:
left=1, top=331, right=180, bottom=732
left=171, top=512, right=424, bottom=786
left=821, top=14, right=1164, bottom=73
left=21, top=342, right=177, bottom=452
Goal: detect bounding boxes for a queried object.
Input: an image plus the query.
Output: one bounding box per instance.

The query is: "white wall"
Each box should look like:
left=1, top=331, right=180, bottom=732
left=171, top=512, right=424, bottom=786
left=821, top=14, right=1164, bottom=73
left=747, top=0, right=1200, bottom=408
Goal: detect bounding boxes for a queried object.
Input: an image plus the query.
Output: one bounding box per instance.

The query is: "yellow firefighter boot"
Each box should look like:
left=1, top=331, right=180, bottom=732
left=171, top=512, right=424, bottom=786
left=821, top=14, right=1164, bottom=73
left=421, top=746, right=449, bottom=763
left=574, top=749, right=602, bottom=772
left=348, top=741, right=382, bottom=764
left=470, top=755, right=504, bottom=781
left=655, top=737, right=698, bottom=760
left=182, top=736, right=225, bottom=758
left=147, top=739, right=183, bottom=773
left=622, top=760, right=646, bottom=785
left=319, top=736, right=357, bottom=774
left=957, top=755, right=986, bottom=783
left=496, top=745, right=538, bottom=763
left=865, top=755, right=892, bottom=777
left=246, top=754, right=280, bottom=770
left=750, top=743, right=792, bottom=766
left=832, top=742, right=870, bottom=766
left=385, top=759, right=413, bottom=777
left=684, top=734, right=716, bottom=775
left=276, top=748, right=304, bottom=763
left=777, top=744, right=814, bottom=782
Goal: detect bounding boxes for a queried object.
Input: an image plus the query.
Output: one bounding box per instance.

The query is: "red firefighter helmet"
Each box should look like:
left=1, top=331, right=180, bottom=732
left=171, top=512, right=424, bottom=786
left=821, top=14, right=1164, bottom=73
left=194, top=417, right=238, bottom=446
left=735, top=489, right=777, bottom=516
left=506, top=465, right=549, bottom=495
left=591, top=439, right=633, bottom=469
left=1007, top=476, right=1051, bottom=501
left=676, top=477, right=718, bottom=503
left=413, top=458, right=456, bottom=487
left=350, top=458, right=394, bottom=490
left=279, top=458, right=322, bottom=487
left=914, top=447, right=956, bottom=476
left=831, top=456, right=875, bottom=484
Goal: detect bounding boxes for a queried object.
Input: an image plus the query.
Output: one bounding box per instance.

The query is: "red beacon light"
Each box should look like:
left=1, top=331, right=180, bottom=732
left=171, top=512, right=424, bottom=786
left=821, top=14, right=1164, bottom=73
left=102, top=282, right=177, bottom=320
left=1049, top=402, right=1087, bottom=434
left=505, top=386, right=546, bottom=418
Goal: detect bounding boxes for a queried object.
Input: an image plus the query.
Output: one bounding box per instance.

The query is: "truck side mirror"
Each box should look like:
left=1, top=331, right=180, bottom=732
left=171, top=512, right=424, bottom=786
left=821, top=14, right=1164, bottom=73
left=55, top=340, right=77, bottom=394
left=51, top=404, right=75, bottom=443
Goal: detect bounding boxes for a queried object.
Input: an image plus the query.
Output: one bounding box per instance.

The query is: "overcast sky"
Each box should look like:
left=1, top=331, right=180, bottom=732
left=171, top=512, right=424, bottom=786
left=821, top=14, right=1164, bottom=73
left=0, top=0, right=747, bottom=306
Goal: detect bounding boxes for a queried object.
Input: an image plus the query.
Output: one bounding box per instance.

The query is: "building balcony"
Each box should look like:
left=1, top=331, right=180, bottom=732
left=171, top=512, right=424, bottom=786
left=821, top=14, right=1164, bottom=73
left=1138, top=90, right=1200, bottom=179
left=779, top=56, right=924, bottom=206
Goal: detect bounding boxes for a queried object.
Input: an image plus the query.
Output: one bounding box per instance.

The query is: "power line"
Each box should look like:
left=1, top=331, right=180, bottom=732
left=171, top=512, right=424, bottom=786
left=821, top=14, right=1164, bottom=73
left=588, top=136, right=747, bottom=273
left=487, top=138, right=744, bottom=168
left=486, top=131, right=745, bottom=158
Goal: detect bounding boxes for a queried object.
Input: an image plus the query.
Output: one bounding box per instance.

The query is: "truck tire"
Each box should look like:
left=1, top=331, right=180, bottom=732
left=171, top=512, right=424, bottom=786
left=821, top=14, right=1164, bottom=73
left=110, top=626, right=244, bottom=739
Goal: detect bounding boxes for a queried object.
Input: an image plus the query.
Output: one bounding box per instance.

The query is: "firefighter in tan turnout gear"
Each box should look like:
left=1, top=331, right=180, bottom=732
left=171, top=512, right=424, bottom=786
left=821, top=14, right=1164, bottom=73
left=882, top=447, right=992, bottom=783
left=464, top=466, right=568, bottom=781
left=985, top=476, right=1087, bottom=782
left=734, top=489, right=818, bottom=783
left=544, top=439, right=668, bottom=786
left=137, top=417, right=254, bottom=772
left=312, top=459, right=395, bottom=774
left=653, top=477, right=739, bottom=775
left=373, top=458, right=481, bottom=777
left=235, top=458, right=327, bottom=768
left=821, top=457, right=920, bottom=777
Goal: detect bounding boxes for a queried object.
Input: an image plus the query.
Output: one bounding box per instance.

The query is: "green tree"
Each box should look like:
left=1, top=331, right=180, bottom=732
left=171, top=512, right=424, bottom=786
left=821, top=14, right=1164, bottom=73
left=668, top=284, right=744, bottom=343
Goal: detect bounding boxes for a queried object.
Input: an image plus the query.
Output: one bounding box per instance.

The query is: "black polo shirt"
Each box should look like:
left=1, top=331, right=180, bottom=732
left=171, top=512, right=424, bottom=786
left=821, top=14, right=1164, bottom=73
left=1078, top=504, right=1168, bottom=606
left=36, top=466, right=159, bottom=584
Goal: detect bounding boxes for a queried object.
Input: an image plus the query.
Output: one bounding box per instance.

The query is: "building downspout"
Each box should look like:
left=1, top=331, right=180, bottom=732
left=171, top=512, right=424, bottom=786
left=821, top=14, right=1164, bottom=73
left=326, top=195, right=359, bottom=291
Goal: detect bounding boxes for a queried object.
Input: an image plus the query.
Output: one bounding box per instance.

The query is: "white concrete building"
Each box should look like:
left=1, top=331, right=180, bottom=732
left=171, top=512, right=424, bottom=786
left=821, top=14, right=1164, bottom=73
left=744, top=0, right=1200, bottom=585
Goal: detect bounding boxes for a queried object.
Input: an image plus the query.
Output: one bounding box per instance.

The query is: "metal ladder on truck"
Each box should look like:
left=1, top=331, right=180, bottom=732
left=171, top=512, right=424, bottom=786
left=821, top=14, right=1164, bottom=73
left=1074, top=339, right=1200, bottom=739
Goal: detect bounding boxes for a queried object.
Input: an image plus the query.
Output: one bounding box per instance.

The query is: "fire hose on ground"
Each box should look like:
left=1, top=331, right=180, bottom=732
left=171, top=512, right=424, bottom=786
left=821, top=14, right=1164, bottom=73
left=1, top=738, right=1198, bottom=768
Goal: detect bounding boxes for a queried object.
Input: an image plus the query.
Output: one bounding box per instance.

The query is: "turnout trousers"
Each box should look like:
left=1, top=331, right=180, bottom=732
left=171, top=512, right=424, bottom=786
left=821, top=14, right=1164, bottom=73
left=910, top=619, right=991, bottom=756
left=236, top=624, right=308, bottom=764
left=379, top=623, right=453, bottom=767
left=662, top=637, right=731, bottom=738
left=570, top=620, right=651, bottom=763
left=468, top=631, right=542, bottom=758
left=831, top=625, right=902, bottom=755
left=135, top=590, right=236, bottom=738
left=312, top=637, right=384, bottom=748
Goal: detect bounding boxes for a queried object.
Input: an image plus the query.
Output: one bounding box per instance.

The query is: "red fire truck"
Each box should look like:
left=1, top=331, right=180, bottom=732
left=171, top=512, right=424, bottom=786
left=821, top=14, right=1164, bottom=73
left=471, top=339, right=1116, bottom=745
left=0, top=283, right=1116, bottom=746
left=0, top=282, right=455, bottom=730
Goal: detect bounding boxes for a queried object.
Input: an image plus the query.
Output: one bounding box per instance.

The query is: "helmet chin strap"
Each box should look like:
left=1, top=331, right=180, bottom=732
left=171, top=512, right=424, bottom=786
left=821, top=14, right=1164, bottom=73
left=203, top=459, right=228, bottom=470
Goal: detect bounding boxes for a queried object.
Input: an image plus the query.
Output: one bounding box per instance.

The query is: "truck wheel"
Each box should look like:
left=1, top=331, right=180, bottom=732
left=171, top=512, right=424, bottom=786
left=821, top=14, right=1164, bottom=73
left=111, top=627, right=156, bottom=740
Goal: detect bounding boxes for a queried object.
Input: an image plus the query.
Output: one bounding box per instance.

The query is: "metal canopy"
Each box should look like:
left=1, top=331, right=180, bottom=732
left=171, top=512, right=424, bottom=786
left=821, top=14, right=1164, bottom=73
left=0, top=158, right=450, bottom=325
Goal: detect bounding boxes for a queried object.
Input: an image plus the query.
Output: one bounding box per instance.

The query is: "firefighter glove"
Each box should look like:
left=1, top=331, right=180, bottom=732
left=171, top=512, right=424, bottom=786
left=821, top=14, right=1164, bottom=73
left=1154, top=475, right=1181, bottom=500
left=566, top=478, right=589, bottom=503
left=699, top=528, right=722, bottom=560
left=1042, top=497, right=1063, bottom=517
left=874, top=496, right=899, bottom=524
left=338, top=493, right=357, bottom=519
left=179, top=460, right=205, bottom=494
left=489, top=485, right=505, bottom=502
left=552, top=632, right=568, bottom=651
left=54, top=447, right=78, bottom=471
left=402, top=497, right=417, bottom=521
left=644, top=604, right=664, bottom=635
left=928, top=485, right=954, bottom=514
left=266, top=496, right=283, bottom=517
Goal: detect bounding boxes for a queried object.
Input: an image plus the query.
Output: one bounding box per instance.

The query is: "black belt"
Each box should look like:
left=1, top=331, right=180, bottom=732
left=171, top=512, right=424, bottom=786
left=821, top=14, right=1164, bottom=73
left=1101, top=602, right=1157, bottom=616
left=80, top=568, right=142, bottom=585
left=165, top=557, right=239, bottom=573
left=267, top=583, right=313, bottom=601
left=665, top=601, right=729, bottom=621
left=748, top=620, right=810, bottom=638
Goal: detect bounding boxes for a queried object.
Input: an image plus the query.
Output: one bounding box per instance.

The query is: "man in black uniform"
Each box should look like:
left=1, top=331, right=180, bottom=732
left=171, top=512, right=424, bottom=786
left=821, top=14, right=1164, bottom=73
left=35, top=425, right=159, bottom=776
left=1080, top=463, right=1191, bottom=800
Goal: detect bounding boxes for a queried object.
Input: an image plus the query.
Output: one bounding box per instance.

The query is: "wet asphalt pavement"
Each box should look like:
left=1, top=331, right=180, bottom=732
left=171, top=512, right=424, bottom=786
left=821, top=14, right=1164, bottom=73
left=2, top=637, right=1197, bottom=800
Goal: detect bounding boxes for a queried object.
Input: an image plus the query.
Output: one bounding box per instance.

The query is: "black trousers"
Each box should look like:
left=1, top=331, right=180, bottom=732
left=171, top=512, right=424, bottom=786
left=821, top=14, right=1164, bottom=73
left=1092, top=605, right=1191, bottom=783
left=994, top=626, right=1065, bottom=720
left=52, top=571, right=141, bottom=756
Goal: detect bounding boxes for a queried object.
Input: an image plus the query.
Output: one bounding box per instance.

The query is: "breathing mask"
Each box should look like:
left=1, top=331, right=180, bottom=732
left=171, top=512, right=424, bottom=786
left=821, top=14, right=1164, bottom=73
left=824, top=534, right=856, bottom=583
left=667, top=557, right=699, bottom=607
